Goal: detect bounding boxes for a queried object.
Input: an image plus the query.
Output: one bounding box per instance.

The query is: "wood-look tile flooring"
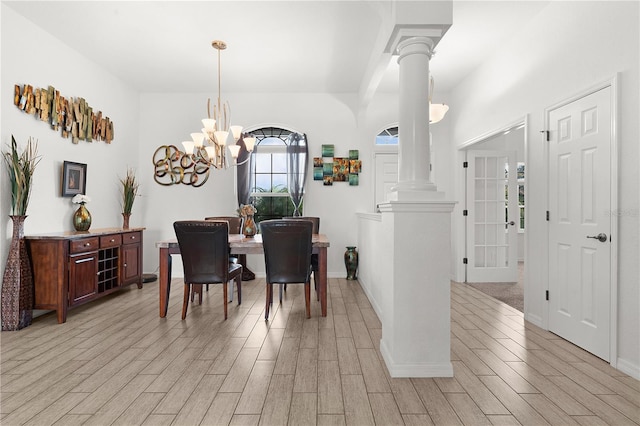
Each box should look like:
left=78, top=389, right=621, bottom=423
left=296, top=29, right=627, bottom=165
left=1, top=277, right=638, bottom=425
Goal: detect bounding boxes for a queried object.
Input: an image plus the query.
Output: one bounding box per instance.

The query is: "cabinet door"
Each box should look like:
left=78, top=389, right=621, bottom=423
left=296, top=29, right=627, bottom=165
left=69, top=252, right=98, bottom=305
left=121, top=244, right=141, bottom=285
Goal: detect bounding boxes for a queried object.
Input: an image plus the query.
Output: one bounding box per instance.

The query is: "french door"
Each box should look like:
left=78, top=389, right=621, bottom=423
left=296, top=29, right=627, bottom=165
left=466, top=150, right=518, bottom=282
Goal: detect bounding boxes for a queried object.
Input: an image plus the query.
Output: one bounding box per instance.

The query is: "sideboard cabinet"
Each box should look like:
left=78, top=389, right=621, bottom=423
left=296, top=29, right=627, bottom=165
left=26, top=228, right=144, bottom=323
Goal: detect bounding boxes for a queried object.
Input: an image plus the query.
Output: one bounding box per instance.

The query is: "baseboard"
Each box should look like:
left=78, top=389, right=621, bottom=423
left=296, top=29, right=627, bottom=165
left=356, top=276, right=384, bottom=322
left=525, top=312, right=543, bottom=328
left=616, top=357, right=640, bottom=380
left=380, top=339, right=453, bottom=378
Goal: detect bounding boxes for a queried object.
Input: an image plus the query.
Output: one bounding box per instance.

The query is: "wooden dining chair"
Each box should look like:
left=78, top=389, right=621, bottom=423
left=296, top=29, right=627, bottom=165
left=204, top=216, right=244, bottom=301
left=173, top=220, right=242, bottom=320
left=260, top=219, right=314, bottom=320
left=282, top=216, right=320, bottom=300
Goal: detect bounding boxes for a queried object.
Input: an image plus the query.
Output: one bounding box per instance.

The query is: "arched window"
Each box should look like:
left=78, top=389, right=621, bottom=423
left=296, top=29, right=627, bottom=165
left=244, top=127, right=307, bottom=222
left=375, top=126, right=398, bottom=145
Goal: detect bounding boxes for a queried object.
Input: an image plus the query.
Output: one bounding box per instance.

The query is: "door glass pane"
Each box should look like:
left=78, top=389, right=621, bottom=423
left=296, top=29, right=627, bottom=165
left=486, top=181, right=497, bottom=200
left=475, top=179, right=485, bottom=200
left=475, top=157, right=485, bottom=177
left=486, top=224, right=497, bottom=244
left=486, top=247, right=497, bottom=267
left=475, top=225, right=485, bottom=244
left=475, top=202, right=485, bottom=222
left=486, top=157, right=497, bottom=177
left=486, top=202, right=498, bottom=222
left=474, top=247, right=485, bottom=267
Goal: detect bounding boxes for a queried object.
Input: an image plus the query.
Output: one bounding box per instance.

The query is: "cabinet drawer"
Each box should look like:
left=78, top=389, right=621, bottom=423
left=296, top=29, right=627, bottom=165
left=70, top=237, right=99, bottom=254
left=100, top=234, right=122, bottom=248
left=122, top=231, right=141, bottom=245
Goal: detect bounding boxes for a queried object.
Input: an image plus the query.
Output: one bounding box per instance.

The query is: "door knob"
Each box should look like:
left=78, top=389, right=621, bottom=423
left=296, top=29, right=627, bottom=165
left=586, top=233, right=607, bottom=243
left=507, top=221, right=515, bottom=226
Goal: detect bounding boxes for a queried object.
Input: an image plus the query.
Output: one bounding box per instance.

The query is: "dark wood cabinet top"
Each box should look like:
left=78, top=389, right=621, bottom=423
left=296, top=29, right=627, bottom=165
left=25, top=227, right=146, bottom=240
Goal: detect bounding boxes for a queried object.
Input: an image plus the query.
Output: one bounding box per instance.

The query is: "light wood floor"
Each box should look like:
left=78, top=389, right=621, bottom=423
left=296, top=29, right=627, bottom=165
left=1, top=277, right=638, bottom=425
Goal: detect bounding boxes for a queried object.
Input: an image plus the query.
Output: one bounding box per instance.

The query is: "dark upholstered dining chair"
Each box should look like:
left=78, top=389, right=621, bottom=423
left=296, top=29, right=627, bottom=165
left=282, top=216, right=320, bottom=300
left=204, top=216, right=244, bottom=300
left=204, top=216, right=243, bottom=235
left=260, top=219, right=314, bottom=320
left=173, top=220, right=242, bottom=320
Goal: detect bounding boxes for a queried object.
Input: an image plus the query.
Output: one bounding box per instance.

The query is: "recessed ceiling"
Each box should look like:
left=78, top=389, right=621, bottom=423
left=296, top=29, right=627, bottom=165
left=4, top=1, right=550, bottom=96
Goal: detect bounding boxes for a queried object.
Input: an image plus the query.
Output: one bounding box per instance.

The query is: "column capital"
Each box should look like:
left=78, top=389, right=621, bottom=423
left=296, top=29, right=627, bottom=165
left=385, top=26, right=446, bottom=55
left=396, top=36, right=436, bottom=61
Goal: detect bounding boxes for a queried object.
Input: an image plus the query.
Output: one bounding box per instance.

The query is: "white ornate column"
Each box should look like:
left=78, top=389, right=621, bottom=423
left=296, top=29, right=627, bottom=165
left=393, top=36, right=438, bottom=196
left=378, top=31, right=455, bottom=378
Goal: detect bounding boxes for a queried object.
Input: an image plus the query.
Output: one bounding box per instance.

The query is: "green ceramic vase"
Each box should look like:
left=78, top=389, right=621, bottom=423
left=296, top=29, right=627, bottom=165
left=344, top=246, right=358, bottom=280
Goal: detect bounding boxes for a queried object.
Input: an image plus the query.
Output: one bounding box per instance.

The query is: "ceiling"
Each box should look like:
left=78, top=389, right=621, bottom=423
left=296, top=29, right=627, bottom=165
left=4, top=1, right=550, bottom=98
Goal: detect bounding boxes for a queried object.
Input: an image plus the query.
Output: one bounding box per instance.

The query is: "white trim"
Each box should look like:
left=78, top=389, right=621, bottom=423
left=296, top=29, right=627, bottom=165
left=616, top=357, right=640, bottom=380
left=375, top=122, right=399, bottom=136
left=457, top=117, right=527, bottom=150
left=373, top=144, right=398, bottom=154
left=249, top=192, right=289, bottom=198
left=454, top=116, right=528, bottom=286
left=380, top=340, right=453, bottom=378
left=543, top=75, right=619, bottom=368
left=243, top=123, right=303, bottom=135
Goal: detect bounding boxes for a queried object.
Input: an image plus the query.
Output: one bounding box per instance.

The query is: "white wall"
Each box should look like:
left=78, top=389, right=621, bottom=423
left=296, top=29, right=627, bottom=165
left=448, top=1, right=639, bottom=376
left=1, top=5, right=140, bottom=279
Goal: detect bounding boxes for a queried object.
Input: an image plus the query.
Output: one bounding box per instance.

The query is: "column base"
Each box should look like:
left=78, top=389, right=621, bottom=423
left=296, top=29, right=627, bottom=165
left=381, top=339, right=453, bottom=377
left=389, top=181, right=445, bottom=201
left=378, top=200, right=456, bottom=378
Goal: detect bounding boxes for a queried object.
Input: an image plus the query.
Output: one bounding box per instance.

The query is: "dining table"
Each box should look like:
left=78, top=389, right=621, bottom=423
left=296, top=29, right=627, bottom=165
left=156, top=233, right=330, bottom=317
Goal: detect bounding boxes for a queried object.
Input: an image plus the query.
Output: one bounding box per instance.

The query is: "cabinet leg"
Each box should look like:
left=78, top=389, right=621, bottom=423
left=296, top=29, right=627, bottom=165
left=57, top=308, right=67, bottom=324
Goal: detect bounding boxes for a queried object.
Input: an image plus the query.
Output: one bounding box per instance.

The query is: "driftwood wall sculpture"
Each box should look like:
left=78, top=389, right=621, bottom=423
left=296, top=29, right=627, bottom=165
left=13, top=84, right=114, bottom=144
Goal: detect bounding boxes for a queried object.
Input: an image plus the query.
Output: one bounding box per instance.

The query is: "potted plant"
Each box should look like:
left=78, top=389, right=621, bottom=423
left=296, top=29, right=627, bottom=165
left=3, top=136, right=40, bottom=216
left=2, top=135, right=40, bottom=330
left=120, top=168, right=139, bottom=229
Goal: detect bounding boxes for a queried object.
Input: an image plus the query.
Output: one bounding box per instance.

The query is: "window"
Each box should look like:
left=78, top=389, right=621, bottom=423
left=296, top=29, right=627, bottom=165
left=504, top=162, right=525, bottom=232
left=376, top=126, right=398, bottom=145
left=248, top=127, right=305, bottom=222
left=517, top=163, right=525, bottom=231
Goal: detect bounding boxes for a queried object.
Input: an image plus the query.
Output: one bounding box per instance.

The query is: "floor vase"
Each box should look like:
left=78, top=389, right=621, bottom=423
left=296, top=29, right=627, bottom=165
left=1, top=215, right=33, bottom=331
left=344, top=246, right=358, bottom=280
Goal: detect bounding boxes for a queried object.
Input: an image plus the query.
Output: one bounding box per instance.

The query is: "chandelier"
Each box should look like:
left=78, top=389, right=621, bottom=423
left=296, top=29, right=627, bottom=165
left=182, top=40, right=255, bottom=167
left=153, top=40, right=255, bottom=187
left=429, top=76, right=449, bottom=124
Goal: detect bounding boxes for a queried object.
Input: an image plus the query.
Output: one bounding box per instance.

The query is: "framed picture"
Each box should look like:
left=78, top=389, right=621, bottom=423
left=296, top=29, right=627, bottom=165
left=61, top=161, right=87, bottom=197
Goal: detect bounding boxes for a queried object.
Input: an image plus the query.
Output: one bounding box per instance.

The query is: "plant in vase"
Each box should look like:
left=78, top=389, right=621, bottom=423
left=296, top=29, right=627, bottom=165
left=119, top=168, right=139, bottom=229
left=237, top=204, right=257, bottom=237
left=2, top=135, right=40, bottom=330
left=72, top=194, right=92, bottom=231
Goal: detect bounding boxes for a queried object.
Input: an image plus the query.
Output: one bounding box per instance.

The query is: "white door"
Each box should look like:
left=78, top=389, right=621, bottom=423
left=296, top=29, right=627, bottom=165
left=374, top=152, right=398, bottom=211
left=548, top=87, right=612, bottom=361
left=466, top=151, right=518, bottom=282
